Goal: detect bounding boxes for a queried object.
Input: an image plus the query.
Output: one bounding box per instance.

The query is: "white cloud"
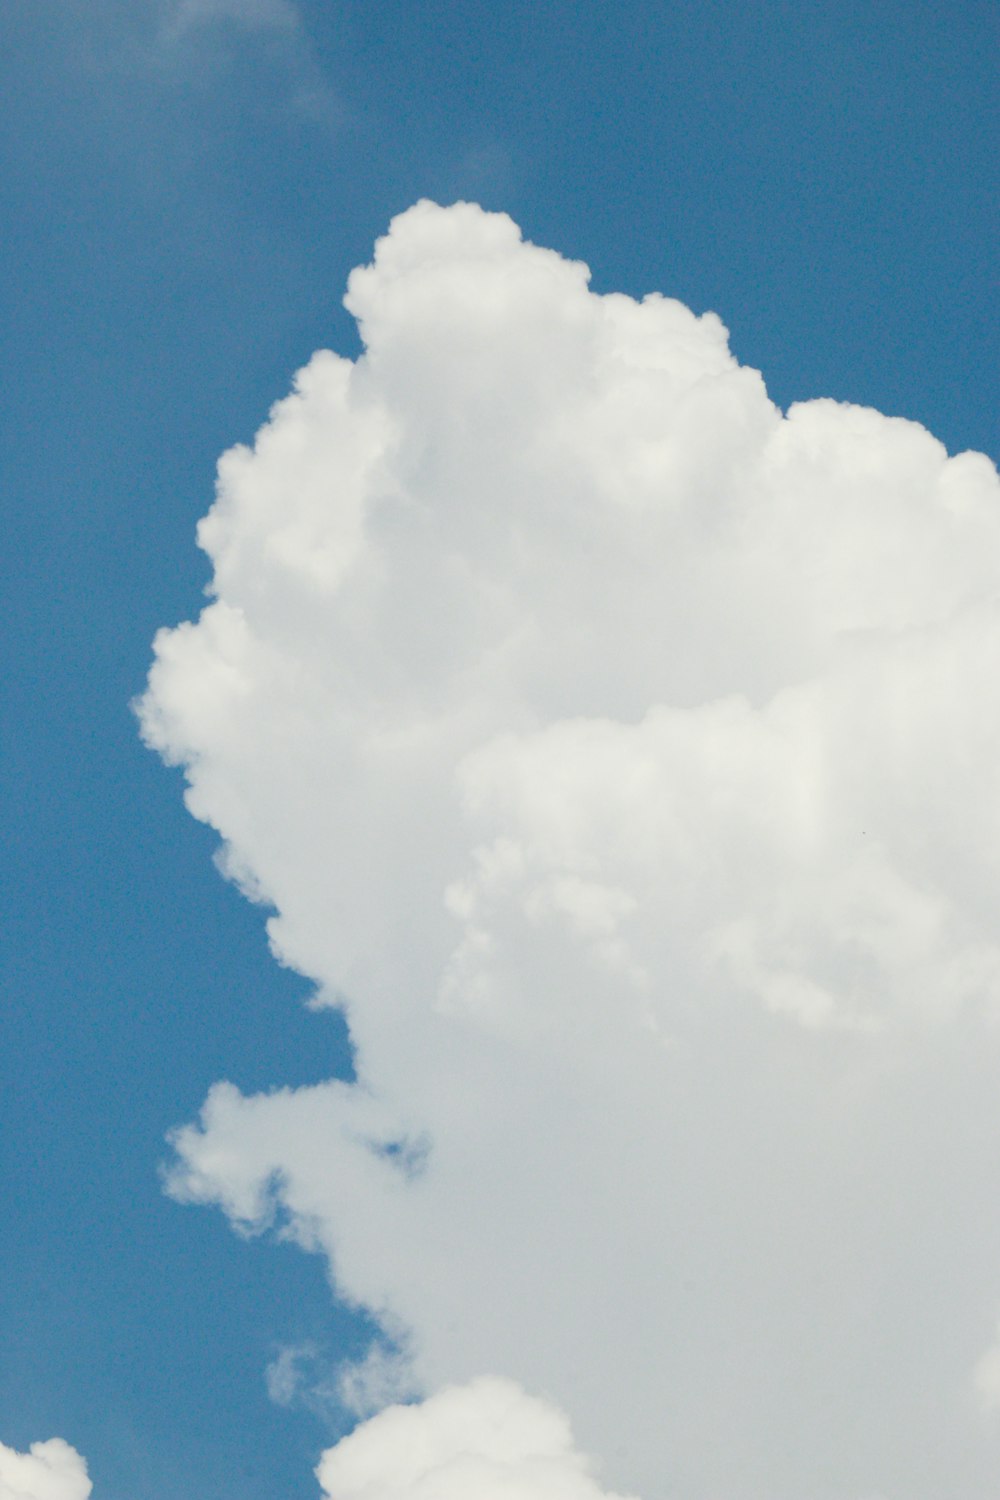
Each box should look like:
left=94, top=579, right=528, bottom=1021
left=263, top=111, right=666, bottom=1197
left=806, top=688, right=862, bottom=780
left=0, top=1439, right=91, bottom=1500
left=315, top=1377, right=636, bottom=1500
left=337, top=1340, right=419, bottom=1420
left=264, top=1336, right=416, bottom=1424
left=265, top=1342, right=313, bottom=1407
left=140, top=200, right=1000, bottom=1498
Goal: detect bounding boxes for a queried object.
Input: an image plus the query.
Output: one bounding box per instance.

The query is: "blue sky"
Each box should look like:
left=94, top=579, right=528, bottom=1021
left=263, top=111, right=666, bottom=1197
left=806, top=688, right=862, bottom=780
left=2, top=3, right=997, bottom=1498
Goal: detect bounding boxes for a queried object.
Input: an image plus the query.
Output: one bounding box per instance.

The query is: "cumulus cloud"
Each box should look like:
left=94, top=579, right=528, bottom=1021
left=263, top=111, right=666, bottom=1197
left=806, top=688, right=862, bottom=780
left=316, top=1377, right=636, bottom=1500
left=140, top=201, right=1000, bottom=1498
left=0, top=1439, right=91, bottom=1500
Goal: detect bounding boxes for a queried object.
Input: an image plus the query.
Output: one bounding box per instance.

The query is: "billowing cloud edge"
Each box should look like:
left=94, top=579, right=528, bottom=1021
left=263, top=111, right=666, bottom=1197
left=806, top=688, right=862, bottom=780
left=0, top=1438, right=91, bottom=1500
left=139, top=200, right=1000, bottom=1499
left=315, top=1377, right=638, bottom=1500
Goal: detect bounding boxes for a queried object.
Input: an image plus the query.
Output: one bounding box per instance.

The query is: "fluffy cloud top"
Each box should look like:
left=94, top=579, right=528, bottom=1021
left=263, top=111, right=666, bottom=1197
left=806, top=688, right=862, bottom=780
left=316, top=1377, right=635, bottom=1500
left=141, top=201, right=1000, bottom=1498
left=0, top=1440, right=91, bottom=1500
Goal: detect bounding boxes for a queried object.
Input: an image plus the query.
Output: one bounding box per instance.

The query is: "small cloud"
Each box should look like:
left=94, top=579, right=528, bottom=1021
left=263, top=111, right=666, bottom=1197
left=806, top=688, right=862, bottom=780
left=166, top=0, right=298, bottom=36
left=337, top=1340, right=418, bottom=1419
left=265, top=1336, right=417, bottom=1425
left=0, top=1437, right=92, bottom=1500
left=154, top=0, right=344, bottom=133
left=973, top=1318, right=1000, bottom=1413
left=265, top=1342, right=315, bottom=1407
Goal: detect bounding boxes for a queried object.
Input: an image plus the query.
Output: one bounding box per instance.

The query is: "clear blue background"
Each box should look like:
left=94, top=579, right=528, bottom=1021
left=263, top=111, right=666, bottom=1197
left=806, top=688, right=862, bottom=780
left=1, top=1, right=996, bottom=1494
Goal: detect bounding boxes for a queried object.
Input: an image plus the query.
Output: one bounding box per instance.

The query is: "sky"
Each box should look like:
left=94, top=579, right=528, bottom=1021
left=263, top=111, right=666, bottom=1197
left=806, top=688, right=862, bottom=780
left=1, top=3, right=998, bottom=1499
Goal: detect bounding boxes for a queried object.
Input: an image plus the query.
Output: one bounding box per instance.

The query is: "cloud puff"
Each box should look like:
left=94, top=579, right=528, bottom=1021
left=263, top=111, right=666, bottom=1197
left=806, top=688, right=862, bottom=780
left=316, top=1377, right=636, bottom=1500
left=265, top=1342, right=312, bottom=1407
left=264, top=1336, right=416, bottom=1423
left=141, top=201, right=1000, bottom=1498
left=0, top=1440, right=91, bottom=1500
